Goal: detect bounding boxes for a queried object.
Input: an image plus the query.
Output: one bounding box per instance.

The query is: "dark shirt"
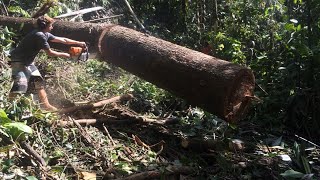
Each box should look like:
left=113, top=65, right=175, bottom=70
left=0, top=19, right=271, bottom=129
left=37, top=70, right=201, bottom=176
left=10, top=30, right=56, bottom=65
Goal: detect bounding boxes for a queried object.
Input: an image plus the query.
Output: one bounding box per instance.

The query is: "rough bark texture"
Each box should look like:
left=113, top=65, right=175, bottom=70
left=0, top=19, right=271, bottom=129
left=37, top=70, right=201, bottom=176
left=0, top=16, right=255, bottom=122
left=99, top=26, right=255, bottom=122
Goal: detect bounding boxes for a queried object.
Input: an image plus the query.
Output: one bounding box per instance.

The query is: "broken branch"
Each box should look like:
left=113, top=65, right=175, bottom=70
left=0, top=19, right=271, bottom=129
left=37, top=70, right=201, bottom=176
left=58, top=117, right=179, bottom=127
left=117, top=166, right=195, bottom=180
left=59, top=94, right=133, bottom=114
left=20, top=141, right=46, bottom=167
left=84, top=14, right=124, bottom=22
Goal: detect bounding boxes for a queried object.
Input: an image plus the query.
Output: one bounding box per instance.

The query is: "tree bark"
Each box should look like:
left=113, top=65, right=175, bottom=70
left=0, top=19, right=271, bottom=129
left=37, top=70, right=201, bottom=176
left=0, top=16, right=255, bottom=122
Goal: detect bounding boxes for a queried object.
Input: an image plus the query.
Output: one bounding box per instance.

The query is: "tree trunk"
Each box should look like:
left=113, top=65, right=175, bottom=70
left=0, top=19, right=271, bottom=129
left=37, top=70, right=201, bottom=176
left=0, top=16, right=255, bottom=122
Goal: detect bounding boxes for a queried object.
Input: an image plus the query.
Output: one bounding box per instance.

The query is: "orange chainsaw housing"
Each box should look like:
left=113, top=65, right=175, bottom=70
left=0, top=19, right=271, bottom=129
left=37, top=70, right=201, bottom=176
left=69, top=47, right=83, bottom=56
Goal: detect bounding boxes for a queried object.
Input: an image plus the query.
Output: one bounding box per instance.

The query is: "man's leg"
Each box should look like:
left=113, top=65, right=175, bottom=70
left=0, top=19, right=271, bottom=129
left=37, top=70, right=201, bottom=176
left=28, top=64, right=57, bottom=111
left=37, top=88, right=57, bottom=111
left=9, top=65, right=28, bottom=99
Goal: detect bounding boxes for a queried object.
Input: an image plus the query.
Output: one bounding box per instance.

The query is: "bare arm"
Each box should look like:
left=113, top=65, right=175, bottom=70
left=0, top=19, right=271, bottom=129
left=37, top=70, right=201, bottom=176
left=44, top=48, right=71, bottom=58
left=50, top=37, right=86, bottom=47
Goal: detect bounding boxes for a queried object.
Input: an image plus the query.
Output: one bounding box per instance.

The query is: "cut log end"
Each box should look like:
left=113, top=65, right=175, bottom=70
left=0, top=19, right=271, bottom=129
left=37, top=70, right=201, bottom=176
left=225, top=70, right=255, bottom=123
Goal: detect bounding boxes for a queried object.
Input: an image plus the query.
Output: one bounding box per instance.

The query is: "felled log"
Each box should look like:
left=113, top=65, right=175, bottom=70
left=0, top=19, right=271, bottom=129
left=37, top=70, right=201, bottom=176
left=0, top=16, right=255, bottom=122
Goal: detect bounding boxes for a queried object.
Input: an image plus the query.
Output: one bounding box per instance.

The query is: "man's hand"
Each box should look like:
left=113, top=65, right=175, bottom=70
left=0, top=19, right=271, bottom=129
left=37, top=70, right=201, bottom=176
left=51, top=37, right=86, bottom=48
left=79, top=42, right=86, bottom=48
left=44, top=48, right=70, bottom=58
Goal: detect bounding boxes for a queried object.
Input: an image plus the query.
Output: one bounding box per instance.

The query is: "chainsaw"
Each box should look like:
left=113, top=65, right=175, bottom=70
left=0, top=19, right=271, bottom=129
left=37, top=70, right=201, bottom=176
left=69, top=44, right=89, bottom=62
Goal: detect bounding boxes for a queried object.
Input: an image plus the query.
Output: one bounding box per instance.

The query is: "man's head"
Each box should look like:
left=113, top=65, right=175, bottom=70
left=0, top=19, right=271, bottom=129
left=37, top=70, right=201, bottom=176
left=37, top=15, right=55, bottom=32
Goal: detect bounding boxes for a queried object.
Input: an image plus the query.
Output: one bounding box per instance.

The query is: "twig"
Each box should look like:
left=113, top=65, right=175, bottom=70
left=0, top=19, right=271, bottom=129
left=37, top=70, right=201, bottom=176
left=295, top=134, right=320, bottom=148
left=69, top=117, right=110, bottom=164
left=149, top=140, right=165, bottom=148
left=0, top=0, right=9, bottom=16
left=156, top=144, right=164, bottom=155
left=103, top=125, right=115, bottom=146
left=20, top=141, right=46, bottom=167
left=256, top=82, right=268, bottom=95
left=70, top=117, right=95, bottom=145
left=132, top=135, right=150, bottom=149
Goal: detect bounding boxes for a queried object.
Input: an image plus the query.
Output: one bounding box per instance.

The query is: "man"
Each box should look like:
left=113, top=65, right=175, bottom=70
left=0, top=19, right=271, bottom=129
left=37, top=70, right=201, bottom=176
left=9, top=15, right=86, bottom=111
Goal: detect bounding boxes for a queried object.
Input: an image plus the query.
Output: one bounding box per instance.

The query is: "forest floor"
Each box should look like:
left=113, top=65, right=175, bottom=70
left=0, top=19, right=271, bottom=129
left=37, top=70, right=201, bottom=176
left=1, top=58, right=319, bottom=180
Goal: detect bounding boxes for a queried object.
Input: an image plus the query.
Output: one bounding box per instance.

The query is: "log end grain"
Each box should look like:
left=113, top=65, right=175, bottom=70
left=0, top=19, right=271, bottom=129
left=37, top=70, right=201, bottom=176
left=224, top=69, right=255, bottom=123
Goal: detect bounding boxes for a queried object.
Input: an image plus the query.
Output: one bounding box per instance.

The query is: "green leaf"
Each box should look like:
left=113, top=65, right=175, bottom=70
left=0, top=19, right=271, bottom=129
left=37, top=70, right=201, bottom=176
left=296, top=24, right=301, bottom=31
left=4, top=122, right=33, bottom=134
left=26, top=176, right=38, bottom=180
left=301, top=156, right=311, bottom=174
left=0, top=109, right=12, bottom=124
left=280, top=169, right=305, bottom=178
left=285, top=23, right=295, bottom=31
left=8, top=6, right=30, bottom=17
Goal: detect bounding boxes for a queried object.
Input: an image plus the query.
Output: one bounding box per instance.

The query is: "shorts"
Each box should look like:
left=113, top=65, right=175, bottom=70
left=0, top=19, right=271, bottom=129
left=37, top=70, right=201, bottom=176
left=10, top=62, right=45, bottom=94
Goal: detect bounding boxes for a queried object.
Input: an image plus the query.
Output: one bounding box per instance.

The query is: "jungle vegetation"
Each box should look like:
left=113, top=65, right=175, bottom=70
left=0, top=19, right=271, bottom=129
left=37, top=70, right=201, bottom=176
left=0, top=0, right=319, bottom=179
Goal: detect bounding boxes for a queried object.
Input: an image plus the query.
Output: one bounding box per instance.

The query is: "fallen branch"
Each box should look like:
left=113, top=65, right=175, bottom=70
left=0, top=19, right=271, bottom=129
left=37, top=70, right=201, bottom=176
left=20, top=141, right=46, bottom=167
left=132, top=135, right=165, bottom=155
left=117, top=166, right=195, bottom=180
left=55, top=6, right=104, bottom=18
left=103, top=125, right=115, bottom=146
left=132, top=135, right=150, bottom=149
left=58, top=117, right=179, bottom=127
left=68, top=117, right=110, bottom=163
left=0, top=1, right=8, bottom=16
left=84, top=14, right=124, bottom=22
left=32, top=0, right=56, bottom=18
left=59, top=94, right=133, bottom=114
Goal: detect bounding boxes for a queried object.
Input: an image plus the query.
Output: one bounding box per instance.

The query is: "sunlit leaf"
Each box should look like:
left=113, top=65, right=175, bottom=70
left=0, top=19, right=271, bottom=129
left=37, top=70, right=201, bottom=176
left=26, top=176, right=38, bottom=180
left=296, top=24, right=301, bottom=31
left=4, top=122, right=33, bottom=134
left=290, top=19, right=298, bottom=24
left=0, top=109, right=11, bottom=124
left=280, top=169, right=304, bottom=178
left=285, top=23, right=296, bottom=31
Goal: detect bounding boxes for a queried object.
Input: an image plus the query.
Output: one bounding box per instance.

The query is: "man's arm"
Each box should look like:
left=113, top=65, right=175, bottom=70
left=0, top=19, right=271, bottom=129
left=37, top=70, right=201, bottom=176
left=44, top=48, right=71, bottom=58
left=50, top=37, right=86, bottom=47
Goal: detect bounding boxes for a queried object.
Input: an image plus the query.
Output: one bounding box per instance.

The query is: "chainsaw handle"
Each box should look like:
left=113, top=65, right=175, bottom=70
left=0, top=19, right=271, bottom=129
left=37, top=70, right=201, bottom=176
left=76, top=44, right=89, bottom=62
